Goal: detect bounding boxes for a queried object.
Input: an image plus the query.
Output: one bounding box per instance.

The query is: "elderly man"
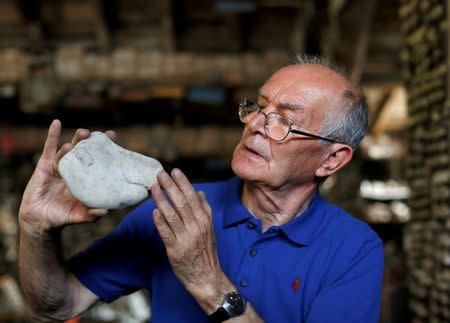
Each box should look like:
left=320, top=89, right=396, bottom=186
left=19, top=55, right=383, bottom=323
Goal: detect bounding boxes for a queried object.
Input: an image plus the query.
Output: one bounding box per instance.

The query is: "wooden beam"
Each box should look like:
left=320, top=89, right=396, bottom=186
left=321, top=0, right=347, bottom=59
left=93, top=0, right=111, bottom=50
left=161, top=0, right=174, bottom=52
left=366, top=86, right=392, bottom=133
left=350, top=0, right=377, bottom=84
left=290, top=0, right=315, bottom=53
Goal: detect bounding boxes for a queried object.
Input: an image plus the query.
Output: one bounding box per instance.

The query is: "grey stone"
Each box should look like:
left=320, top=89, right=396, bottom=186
left=58, top=131, right=163, bottom=210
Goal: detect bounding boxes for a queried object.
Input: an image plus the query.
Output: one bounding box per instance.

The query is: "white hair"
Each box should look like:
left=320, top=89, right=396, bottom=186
left=292, top=53, right=368, bottom=149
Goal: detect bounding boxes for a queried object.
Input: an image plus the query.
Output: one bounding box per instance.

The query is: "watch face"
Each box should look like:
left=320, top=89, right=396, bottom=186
left=223, top=292, right=246, bottom=315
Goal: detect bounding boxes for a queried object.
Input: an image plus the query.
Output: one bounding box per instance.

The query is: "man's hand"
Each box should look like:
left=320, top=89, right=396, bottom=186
left=151, top=169, right=230, bottom=313
left=19, top=120, right=115, bottom=233
left=19, top=120, right=112, bottom=320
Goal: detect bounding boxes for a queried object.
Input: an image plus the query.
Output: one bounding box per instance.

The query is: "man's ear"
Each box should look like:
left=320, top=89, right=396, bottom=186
left=315, top=144, right=353, bottom=178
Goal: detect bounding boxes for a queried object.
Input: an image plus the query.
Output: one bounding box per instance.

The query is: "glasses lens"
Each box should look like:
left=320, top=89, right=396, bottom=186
left=266, top=113, right=290, bottom=141
left=239, top=99, right=259, bottom=123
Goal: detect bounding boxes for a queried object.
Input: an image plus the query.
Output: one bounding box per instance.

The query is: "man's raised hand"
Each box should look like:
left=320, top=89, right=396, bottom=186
left=19, top=120, right=115, bottom=233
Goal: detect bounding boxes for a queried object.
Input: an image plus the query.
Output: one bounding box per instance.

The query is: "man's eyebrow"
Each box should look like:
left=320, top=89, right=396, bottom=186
left=279, top=102, right=305, bottom=111
left=257, top=91, right=268, bottom=101
left=257, top=90, right=305, bottom=111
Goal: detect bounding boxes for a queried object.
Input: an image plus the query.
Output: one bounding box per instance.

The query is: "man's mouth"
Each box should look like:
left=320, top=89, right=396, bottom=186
left=243, top=144, right=266, bottom=160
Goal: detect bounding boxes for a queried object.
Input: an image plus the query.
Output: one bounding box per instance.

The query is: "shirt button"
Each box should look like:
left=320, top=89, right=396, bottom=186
left=250, top=248, right=257, bottom=257
left=247, top=222, right=255, bottom=229
left=240, top=279, right=248, bottom=287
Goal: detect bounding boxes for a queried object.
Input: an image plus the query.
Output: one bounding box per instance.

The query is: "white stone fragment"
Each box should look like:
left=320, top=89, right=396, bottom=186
left=58, top=131, right=163, bottom=210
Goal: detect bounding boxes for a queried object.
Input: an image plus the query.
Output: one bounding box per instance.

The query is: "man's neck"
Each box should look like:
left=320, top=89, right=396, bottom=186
left=241, top=181, right=318, bottom=232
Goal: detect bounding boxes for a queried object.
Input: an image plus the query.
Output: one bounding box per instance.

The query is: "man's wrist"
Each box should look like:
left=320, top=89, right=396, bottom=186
left=188, top=273, right=237, bottom=315
left=208, top=291, right=247, bottom=322
left=19, top=215, right=58, bottom=240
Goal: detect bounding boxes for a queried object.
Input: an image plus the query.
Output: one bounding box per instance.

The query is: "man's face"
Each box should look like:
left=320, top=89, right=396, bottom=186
left=231, top=64, right=348, bottom=190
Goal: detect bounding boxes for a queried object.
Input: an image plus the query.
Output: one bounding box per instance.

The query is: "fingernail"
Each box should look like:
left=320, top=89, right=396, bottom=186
left=157, top=170, right=167, bottom=179
left=172, top=168, right=181, bottom=178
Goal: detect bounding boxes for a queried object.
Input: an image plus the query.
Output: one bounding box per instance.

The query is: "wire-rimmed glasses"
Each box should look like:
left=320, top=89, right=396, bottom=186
left=238, top=98, right=340, bottom=143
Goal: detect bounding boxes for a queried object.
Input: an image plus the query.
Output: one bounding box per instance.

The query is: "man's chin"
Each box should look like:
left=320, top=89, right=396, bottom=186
left=232, top=160, right=264, bottom=182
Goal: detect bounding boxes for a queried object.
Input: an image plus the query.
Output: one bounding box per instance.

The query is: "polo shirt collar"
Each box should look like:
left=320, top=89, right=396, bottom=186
left=223, top=177, right=254, bottom=227
left=278, top=191, right=326, bottom=246
left=222, top=177, right=327, bottom=246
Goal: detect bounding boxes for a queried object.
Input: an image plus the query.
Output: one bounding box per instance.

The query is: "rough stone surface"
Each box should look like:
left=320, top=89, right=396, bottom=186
left=58, top=131, right=163, bottom=210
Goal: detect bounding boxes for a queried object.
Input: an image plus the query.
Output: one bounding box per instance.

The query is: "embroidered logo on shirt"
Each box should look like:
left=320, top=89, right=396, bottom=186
left=292, top=277, right=301, bottom=293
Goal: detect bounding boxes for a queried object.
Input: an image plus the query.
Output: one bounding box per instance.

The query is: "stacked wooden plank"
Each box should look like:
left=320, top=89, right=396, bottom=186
left=0, top=47, right=288, bottom=86
left=400, top=0, right=450, bottom=322
left=1, top=125, right=242, bottom=160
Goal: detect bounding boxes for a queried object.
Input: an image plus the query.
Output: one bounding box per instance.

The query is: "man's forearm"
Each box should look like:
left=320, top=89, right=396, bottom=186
left=19, top=223, right=74, bottom=321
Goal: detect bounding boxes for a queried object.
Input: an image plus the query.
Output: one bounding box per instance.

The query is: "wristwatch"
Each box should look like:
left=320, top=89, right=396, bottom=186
left=208, top=291, right=247, bottom=322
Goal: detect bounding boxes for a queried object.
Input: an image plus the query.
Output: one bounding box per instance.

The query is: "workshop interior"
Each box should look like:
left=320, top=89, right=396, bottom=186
left=0, top=0, right=448, bottom=322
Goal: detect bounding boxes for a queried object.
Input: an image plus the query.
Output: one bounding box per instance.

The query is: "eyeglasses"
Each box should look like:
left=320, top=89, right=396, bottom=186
left=238, top=98, right=340, bottom=143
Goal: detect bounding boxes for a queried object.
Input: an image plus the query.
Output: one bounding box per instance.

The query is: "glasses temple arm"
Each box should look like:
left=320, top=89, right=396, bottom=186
left=290, top=129, right=340, bottom=144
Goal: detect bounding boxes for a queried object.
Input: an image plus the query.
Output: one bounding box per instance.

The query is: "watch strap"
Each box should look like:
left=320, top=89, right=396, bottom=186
left=208, top=307, right=230, bottom=323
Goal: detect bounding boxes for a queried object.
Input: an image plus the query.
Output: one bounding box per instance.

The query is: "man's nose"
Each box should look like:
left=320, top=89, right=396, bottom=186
left=246, top=110, right=266, bottom=136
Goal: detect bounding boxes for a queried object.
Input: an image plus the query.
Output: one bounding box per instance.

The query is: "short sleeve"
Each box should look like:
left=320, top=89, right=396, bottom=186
left=306, top=237, right=384, bottom=323
left=68, top=199, right=158, bottom=303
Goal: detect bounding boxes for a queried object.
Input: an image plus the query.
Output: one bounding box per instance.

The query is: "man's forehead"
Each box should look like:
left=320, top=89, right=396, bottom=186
left=259, top=64, right=350, bottom=106
left=265, top=64, right=348, bottom=90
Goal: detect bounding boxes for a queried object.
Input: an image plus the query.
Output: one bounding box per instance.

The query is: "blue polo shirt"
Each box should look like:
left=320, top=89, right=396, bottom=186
left=69, top=176, right=383, bottom=323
